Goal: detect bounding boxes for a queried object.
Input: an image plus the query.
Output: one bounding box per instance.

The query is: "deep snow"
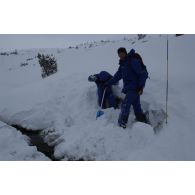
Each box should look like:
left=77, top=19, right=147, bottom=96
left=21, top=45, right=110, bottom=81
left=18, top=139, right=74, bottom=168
left=0, top=35, right=195, bottom=160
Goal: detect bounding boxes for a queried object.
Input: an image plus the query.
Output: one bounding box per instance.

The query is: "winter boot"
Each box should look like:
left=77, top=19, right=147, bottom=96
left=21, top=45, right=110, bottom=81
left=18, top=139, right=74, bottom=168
left=118, top=114, right=129, bottom=129
left=88, top=75, right=98, bottom=82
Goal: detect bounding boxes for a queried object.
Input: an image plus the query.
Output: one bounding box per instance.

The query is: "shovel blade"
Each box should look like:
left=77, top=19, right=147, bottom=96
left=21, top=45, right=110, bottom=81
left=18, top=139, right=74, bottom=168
left=96, top=110, right=104, bottom=119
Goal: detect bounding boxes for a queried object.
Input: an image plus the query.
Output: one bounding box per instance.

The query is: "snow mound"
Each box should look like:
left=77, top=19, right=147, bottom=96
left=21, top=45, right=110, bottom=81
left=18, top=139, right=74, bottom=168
left=130, top=122, right=154, bottom=148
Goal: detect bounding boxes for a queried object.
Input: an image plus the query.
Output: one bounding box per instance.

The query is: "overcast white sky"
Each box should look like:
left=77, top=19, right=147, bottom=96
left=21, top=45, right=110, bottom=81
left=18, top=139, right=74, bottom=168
left=0, top=34, right=135, bottom=51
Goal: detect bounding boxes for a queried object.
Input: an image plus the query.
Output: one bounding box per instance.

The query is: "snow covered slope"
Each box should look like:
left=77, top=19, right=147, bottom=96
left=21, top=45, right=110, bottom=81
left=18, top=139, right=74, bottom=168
left=0, top=35, right=195, bottom=160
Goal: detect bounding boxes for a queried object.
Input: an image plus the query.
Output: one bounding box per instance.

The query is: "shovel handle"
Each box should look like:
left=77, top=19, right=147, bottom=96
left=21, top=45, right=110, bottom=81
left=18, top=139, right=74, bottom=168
left=100, top=88, right=106, bottom=109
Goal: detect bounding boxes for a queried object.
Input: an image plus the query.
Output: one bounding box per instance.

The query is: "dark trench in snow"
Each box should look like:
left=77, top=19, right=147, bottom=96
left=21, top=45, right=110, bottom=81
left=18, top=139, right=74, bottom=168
left=11, top=124, right=87, bottom=161
left=12, top=124, right=59, bottom=161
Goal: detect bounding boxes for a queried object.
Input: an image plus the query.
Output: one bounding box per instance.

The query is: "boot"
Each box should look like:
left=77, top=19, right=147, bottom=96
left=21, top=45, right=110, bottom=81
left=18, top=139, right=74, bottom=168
left=88, top=75, right=98, bottom=82
left=118, top=114, right=129, bottom=129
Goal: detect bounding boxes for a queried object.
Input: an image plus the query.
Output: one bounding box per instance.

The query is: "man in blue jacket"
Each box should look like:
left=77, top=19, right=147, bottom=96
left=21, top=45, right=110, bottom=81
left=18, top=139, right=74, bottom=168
left=105, top=48, right=148, bottom=128
left=88, top=71, right=120, bottom=109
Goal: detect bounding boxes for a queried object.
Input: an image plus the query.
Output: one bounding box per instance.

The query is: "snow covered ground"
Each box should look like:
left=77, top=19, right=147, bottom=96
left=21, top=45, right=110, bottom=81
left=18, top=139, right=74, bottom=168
left=0, top=35, right=195, bottom=160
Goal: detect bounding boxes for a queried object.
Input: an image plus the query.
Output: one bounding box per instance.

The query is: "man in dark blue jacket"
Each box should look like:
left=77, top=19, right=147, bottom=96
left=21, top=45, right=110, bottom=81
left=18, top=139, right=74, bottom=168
left=88, top=71, right=120, bottom=109
left=105, top=48, right=148, bottom=128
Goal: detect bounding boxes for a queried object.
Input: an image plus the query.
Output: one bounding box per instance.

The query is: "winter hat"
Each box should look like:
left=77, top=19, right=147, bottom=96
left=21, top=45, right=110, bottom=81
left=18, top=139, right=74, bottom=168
left=117, top=47, right=127, bottom=54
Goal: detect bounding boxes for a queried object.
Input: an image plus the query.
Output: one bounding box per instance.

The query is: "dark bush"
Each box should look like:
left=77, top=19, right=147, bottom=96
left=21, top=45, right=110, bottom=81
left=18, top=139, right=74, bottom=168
left=10, top=49, right=18, bottom=55
left=20, top=62, right=28, bottom=67
left=0, top=52, right=9, bottom=56
left=137, top=34, right=146, bottom=40
left=26, top=58, right=33, bottom=61
left=37, top=53, right=58, bottom=78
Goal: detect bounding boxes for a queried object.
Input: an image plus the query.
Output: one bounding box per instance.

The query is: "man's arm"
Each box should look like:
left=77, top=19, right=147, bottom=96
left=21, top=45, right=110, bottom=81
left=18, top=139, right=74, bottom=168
left=106, top=67, right=122, bottom=86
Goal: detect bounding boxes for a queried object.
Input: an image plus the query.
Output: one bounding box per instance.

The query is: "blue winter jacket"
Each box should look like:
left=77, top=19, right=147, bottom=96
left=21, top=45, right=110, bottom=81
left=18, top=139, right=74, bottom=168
left=93, top=71, right=117, bottom=108
left=107, top=49, right=148, bottom=94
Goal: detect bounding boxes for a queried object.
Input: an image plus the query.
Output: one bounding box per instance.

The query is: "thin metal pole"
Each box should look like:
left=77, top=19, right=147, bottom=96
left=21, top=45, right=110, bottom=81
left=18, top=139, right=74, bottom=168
left=166, top=35, right=169, bottom=124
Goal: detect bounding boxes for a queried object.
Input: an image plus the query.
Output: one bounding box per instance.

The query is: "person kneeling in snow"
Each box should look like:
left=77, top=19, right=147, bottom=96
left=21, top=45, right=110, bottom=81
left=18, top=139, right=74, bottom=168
left=88, top=71, right=121, bottom=109
left=104, top=48, right=149, bottom=129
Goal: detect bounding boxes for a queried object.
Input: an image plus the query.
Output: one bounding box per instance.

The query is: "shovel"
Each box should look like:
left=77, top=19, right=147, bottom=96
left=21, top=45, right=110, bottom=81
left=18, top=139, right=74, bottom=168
left=96, top=88, right=106, bottom=119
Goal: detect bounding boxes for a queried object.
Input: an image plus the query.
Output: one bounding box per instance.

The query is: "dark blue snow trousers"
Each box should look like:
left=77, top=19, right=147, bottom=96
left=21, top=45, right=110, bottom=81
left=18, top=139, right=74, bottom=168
left=118, top=90, right=144, bottom=125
